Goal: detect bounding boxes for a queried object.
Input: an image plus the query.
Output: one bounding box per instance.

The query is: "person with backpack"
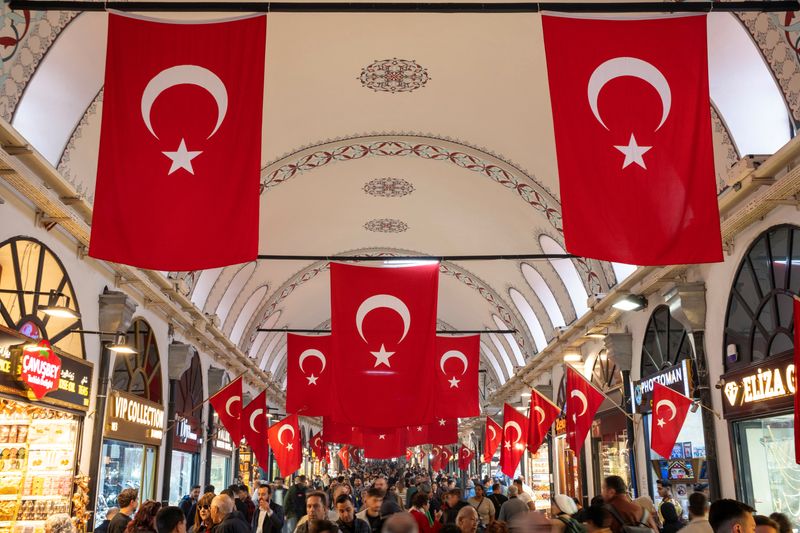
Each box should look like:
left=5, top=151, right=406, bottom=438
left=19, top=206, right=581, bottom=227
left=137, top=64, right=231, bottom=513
left=601, top=476, right=659, bottom=533
left=551, top=494, right=584, bottom=533
left=283, top=476, right=308, bottom=533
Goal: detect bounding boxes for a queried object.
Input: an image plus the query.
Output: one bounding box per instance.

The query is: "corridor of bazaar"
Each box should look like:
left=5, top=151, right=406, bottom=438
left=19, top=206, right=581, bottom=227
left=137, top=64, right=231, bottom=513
left=0, top=1, right=798, bottom=533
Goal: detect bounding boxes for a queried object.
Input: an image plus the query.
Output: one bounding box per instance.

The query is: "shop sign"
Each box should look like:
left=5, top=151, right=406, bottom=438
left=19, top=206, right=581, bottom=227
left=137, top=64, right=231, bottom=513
left=13, top=340, right=61, bottom=400
left=213, top=427, right=233, bottom=453
left=175, top=414, right=200, bottom=448
left=106, top=389, right=165, bottom=445
left=632, top=359, right=692, bottom=414
left=721, top=354, right=795, bottom=418
left=555, top=416, right=567, bottom=436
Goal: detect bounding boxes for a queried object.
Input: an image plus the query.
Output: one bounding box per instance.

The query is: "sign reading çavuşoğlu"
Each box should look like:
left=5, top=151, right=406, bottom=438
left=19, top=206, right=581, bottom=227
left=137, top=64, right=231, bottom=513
left=106, top=389, right=165, bottom=444
left=13, top=340, right=61, bottom=400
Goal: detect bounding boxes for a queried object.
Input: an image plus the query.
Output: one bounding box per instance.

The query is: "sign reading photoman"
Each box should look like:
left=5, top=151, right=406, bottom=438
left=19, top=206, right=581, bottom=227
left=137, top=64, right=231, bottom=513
left=632, top=359, right=692, bottom=414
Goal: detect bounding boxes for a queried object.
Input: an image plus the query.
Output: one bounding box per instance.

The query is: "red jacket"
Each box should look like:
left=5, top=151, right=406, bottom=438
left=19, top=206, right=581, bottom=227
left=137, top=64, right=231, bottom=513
left=410, top=509, right=441, bottom=533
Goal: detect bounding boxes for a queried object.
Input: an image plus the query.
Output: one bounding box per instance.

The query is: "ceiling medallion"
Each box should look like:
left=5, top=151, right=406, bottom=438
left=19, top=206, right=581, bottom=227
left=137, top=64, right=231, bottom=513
left=363, top=178, right=415, bottom=198
left=364, top=218, right=409, bottom=233
left=359, top=59, right=430, bottom=93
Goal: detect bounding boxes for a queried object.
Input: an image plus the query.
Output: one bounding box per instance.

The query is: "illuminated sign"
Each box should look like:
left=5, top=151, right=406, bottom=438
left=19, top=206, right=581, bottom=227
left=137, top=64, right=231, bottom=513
left=106, top=390, right=165, bottom=444
left=722, top=354, right=796, bottom=418
left=13, top=340, right=61, bottom=400
left=632, top=359, right=692, bottom=414
left=555, top=417, right=567, bottom=436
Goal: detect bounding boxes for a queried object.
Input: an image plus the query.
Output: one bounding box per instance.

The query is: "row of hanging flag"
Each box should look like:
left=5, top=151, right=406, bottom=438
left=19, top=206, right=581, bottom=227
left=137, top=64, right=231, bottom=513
left=88, top=13, right=722, bottom=271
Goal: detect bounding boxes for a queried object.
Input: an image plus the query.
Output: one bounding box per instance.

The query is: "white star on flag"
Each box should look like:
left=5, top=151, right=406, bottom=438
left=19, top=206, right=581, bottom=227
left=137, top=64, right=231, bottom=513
left=438, top=419, right=446, bottom=426
left=306, top=374, right=318, bottom=385
left=504, top=441, right=511, bottom=449
left=371, top=344, right=395, bottom=368
left=657, top=418, right=666, bottom=428
left=287, top=442, right=294, bottom=451
left=416, top=426, right=423, bottom=432
left=614, top=133, right=652, bottom=170
left=448, top=376, right=461, bottom=388
left=379, top=434, right=386, bottom=440
left=163, top=138, right=202, bottom=175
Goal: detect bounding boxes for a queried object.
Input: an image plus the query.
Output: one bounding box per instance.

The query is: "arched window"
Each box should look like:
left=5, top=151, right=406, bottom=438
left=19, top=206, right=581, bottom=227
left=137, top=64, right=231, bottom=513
left=112, top=318, right=163, bottom=403
left=539, top=236, right=589, bottom=318
left=176, top=353, right=203, bottom=416
left=0, top=237, right=84, bottom=357
left=724, top=224, right=800, bottom=372
left=590, top=349, right=622, bottom=391
left=641, top=305, right=692, bottom=377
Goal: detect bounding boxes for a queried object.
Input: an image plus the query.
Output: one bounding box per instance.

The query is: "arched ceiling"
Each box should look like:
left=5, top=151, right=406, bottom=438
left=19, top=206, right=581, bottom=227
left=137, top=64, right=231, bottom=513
left=2, top=4, right=796, bottom=393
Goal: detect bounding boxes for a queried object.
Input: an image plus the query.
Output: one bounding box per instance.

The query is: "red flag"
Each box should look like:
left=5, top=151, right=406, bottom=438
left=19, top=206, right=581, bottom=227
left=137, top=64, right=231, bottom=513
left=310, top=431, right=325, bottom=459
left=500, top=404, right=528, bottom=478
left=89, top=14, right=266, bottom=270
left=430, top=445, right=443, bottom=471
left=566, top=366, right=605, bottom=454
left=541, top=14, right=721, bottom=265
left=435, top=335, right=480, bottom=418
left=441, top=446, right=454, bottom=468
left=483, top=417, right=502, bottom=462
left=650, top=382, right=694, bottom=458
left=324, top=447, right=331, bottom=464
left=267, top=414, right=302, bottom=476
left=330, top=263, right=439, bottom=428
left=323, top=418, right=362, bottom=446
left=286, top=334, right=332, bottom=416
left=527, top=389, right=560, bottom=454
left=208, top=376, right=243, bottom=444
left=406, top=449, right=413, bottom=461
left=338, top=445, right=350, bottom=470
left=795, top=297, right=800, bottom=464
left=428, top=418, right=458, bottom=445
left=363, top=428, right=408, bottom=459
left=458, top=445, right=474, bottom=471
left=351, top=448, right=362, bottom=465
left=241, top=391, right=268, bottom=466
left=407, top=424, right=429, bottom=447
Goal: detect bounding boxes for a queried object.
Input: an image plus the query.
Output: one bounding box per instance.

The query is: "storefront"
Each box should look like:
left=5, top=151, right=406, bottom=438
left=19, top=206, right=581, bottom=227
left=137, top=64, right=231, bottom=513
left=0, top=327, right=93, bottom=533
left=523, top=437, right=551, bottom=511
left=721, top=224, right=800, bottom=520
left=210, top=412, right=234, bottom=490
left=168, top=354, right=203, bottom=504
left=553, top=377, right=584, bottom=503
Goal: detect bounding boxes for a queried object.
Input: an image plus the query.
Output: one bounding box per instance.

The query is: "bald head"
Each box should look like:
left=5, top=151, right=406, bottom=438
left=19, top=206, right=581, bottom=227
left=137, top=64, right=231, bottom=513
left=211, top=495, right=234, bottom=524
left=456, top=507, right=478, bottom=533
left=382, top=512, right=419, bottom=533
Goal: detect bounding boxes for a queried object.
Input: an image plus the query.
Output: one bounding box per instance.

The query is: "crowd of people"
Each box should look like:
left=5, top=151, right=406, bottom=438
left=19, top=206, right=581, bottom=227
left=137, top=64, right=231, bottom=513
left=89, top=463, right=795, bottom=533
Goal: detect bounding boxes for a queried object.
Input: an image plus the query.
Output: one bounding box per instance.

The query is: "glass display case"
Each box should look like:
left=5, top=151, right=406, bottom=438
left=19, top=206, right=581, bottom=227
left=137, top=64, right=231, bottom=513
left=96, top=440, right=157, bottom=521
left=527, top=444, right=551, bottom=512
left=599, top=430, right=631, bottom=485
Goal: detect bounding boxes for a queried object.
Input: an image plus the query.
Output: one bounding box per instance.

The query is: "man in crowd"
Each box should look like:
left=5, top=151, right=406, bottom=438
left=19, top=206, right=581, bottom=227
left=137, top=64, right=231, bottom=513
left=285, top=476, right=309, bottom=533
left=273, top=480, right=287, bottom=509
left=658, top=481, right=683, bottom=522
left=374, top=476, right=401, bottom=516
left=498, top=486, right=527, bottom=524
left=440, top=489, right=468, bottom=526
left=294, top=491, right=328, bottom=533
left=180, top=486, right=202, bottom=523
left=602, top=476, right=658, bottom=533
left=108, top=488, right=138, bottom=533
left=512, top=480, right=533, bottom=511
left=95, top=507, right=119, bottom=533
left=456, top=508, right=478, bottom=533
left=679, top=493, right=712, bottom=533
left=487, top=484, right=506, bottom=520
left=709, top=500, right=755, bottom=533
left=239, top=486, right=256, bottom=523
left=157, top=506, right=188, bottom=533
left=357, top=487, right=385, bottom=533
left=252, top=484, right=284, bottom=533
left=211, top=494, right=250, bottom=533
left=335, top=493, right=370, bottom=533
left=755, top=517, right=779, bottom=533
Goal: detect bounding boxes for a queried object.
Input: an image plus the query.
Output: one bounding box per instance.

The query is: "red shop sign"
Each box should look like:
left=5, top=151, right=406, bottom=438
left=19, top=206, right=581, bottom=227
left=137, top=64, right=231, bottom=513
left=14, top=340, right=62, bottom=400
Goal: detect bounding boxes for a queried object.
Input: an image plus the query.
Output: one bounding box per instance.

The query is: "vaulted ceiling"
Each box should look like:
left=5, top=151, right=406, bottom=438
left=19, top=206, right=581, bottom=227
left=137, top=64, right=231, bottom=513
left=3, top=3, right=798, bottom=398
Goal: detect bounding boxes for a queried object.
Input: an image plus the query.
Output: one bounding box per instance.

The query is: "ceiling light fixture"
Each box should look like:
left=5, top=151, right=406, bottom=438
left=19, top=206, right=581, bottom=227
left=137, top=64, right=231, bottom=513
left=612, top=294, right=647, bottom=312
left=109, top=332, right=138, bottom=354
left=563, top=352, right=583, bottom=363
left=382, top=259, right=439, bottom=267
left=0, top=289, right=81, bottom=320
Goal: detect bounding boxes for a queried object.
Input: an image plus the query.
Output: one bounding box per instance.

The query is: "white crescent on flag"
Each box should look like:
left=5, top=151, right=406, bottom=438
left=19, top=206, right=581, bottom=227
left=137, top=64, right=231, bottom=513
left=299, top=349, right=327, bottom=374
left=488, top=424, right=497, bottom=441
left=277, top=423, right=295, bottom=445
left=655, top=399, right=678, bottom=421
left=534, top=406, right=546, bottom=425
left=224, top=396, right=240, bottom=418
left=355, top=294, right=411, bottom=344
left=504, top=421, right=522, bottom=444
left=249, top=409, right=263, bottom=434
left=570, top=390, right=588, bottom=417
left=439, top=350, right=469, bottom=375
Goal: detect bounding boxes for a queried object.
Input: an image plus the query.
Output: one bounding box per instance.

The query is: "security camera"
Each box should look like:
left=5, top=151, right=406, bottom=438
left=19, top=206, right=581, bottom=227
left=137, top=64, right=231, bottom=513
left=715, top=378, right=726, bottom=390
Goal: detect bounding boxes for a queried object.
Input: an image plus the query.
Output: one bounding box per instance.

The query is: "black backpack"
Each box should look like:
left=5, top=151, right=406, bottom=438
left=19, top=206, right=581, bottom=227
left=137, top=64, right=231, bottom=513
left=557, top=515, right=587, bottom=533
left=291, top=486, right=307, bottom=517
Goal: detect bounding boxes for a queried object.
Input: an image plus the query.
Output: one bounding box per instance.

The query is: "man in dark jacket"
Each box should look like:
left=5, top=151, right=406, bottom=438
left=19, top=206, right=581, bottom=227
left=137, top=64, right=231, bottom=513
left=180, top=487, right=202, bottom=523
left=334, top=494, right=370, bottom=533
left=95, top=508, right=119, bottom=533
left=440, top=489, right=468, bottom=526
left=109, top=489, right=139, bottom=533
left=252, top=485, right=284, bottom=533
left=211, top=495, right=250, bottom=533
left=283, top=476, right=308, bottom=533
left=293, top=491, right=328, bottom=533
left=487, top=484, right=507, bottom=520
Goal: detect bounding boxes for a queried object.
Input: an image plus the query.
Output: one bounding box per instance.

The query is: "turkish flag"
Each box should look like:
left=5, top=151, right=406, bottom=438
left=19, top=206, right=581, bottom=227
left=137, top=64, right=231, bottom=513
left=338, top=445, right=350, bottom=470
left=795, top=298, right=800, bottom=464
left=500, top=404, right=528, bottom=478
left=441, top=446, right=454, bottom=469
left=528, top=389, right=560, bottom=454
left=542, top=14, right=721, bottom=266
left=330, top=263, right=439, bottom=428
left=428, top=418, right=458, bottom=445
left=430, top=445, right=443, bottom=471
left=483, top=417, right=502, bottom=462
left=566, top=366, right=605, bottom=454
left=310, top=431, right=325, bottom=459
left=435, top=335, right=480, bottom=418
left=650, top=383, right=694, bottom=459
left=241, top=391, right=269, bottom=467
left=286, top=334, right=332, bottom=416
left=90, top=13, right=266, bottom=270
left=351, top=448, right=362, bottom=465
left=267, top=414, right=302, bottom=476
left=406, top=449, right=414, bottom=461
left=208, top=376, right=243, bottom=444
left=407, top=424, right=429, bottom=447
left=324, top=447, right=331, bottom=464
left=323, top=418, right=362, bottom=447
left=363, top=428, right=408, bottom=459
left=458, top=445, right=474, bottom=471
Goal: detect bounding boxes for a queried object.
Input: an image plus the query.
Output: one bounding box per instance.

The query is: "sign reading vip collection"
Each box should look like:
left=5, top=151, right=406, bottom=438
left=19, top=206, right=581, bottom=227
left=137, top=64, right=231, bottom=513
left=632, top=359, right=692, bottom=414
left=106, top=389, right=165, bottom=444
left=721, top=354, right=795, bottom=418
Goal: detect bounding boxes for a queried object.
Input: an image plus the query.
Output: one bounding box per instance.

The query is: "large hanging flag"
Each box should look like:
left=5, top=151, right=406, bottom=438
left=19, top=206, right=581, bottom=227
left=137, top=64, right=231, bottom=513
left=241, top=391, right=269, bottom=466
left=541, top=14, right=721, bottom=266
left=310, top=431, right=325, bottom=459
left=650, top=383, right=694, bottom=458
left=208, top=375, right=243, bottom=444
left=407, top=424, right=429, bottom=447
left=267, top=413, right=302, bottom=476
left=338, top=445, right=351, bottom=470
left=500, top=403, right=528, bottom=477
left=458, top=445, right=475, bottom=471
left=483, top=417, right=503, bottom=462
left=363, top=428, right=408, bottom=459
left=330, top=262, right=439, bottom=428
left=434, top=335, right=480, bottom=418
left=90, top=13, right=266, bottom=270
left=428, top=418, right=459, bottom=445
left=286, top=334, right=332, bottom=416
left=528, top=388, right=561, bottom=454
left=566, top=366, right=604, bottom=454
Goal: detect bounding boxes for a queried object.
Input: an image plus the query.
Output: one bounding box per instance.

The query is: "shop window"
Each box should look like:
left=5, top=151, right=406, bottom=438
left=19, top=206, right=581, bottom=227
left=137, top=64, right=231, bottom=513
left=642, top=305, right=692, bottom=377
left=112, top=319, right=163, bottom=403
left=0, top=237, right=84, bottom=357
left=724, top=224, right=800, bottom=371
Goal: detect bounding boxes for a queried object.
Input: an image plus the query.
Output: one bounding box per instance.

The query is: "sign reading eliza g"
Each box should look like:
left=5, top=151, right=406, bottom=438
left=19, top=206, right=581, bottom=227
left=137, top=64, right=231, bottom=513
left=12, top=340, right=62, bottom=400
left=721, top=354, right=795, bottom=418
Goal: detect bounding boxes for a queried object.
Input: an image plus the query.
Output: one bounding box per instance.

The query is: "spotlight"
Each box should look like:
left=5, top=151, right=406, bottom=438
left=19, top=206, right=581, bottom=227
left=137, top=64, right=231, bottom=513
left=109, top=332, right=137, bottom=354
left=563, top=353, right=582, bottom=363
left=612, top=294, right=647, bottom=312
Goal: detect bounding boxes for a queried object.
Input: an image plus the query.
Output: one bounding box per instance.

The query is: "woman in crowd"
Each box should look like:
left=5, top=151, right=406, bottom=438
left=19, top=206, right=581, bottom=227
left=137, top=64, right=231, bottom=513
left=189, top=493, right=215, bottom=533
left=660, top=502, right=683, bottom=533
left=410, top=492, right=443, bottom=533
left=125, top=501, right=161, bottom=533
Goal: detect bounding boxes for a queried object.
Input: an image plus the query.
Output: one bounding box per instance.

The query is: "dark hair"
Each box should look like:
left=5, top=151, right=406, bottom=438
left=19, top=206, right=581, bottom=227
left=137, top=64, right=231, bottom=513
left=412, top=492, right=430, bottom=508
left=126, top=500, right=162, bottom=533
left=769, top=514, right=793, bottom=533
left=191, top=485, right=201, bottom=491
left=590, top=496, right=605, bottom=507
left=117, top=488, right=139, bottom=509
left=447, top=489, right=461, bottom=497
left=755, top=516, right=780, bottom=532
left=227, top=485, right=239, bottom=494
left=238, top=485, right=249, bottom=494
left=485, top=522, right=508, bottom=533
left=308, top=519, right=338, bottom=533
left=257, top=484, right=272, bottom=494
left=492, top=483, right=501, bottom=491
left=307, top=490, right=328, bottom=507
left=689, top=493, right=708, bottom=518
left=220, top=489, right=235, bottom=498
left=335, top=494, right=352, bottom=506
left=603, top=476, right=627, bottom=495
left=366, top=487, right=384, bottom=499
left=156, top=506, right=185, bottom=533
left=709, top=499, right=754, bottom=532
left=441, top=525, right=461, bottom=533
left=586, top=506, right=611, bottom=529
left=194, top=493, right=215, bottom=532
left=203, top=486, right=215, bottom=494
left=474, top=484, right=485, bottom=493
left=297, top=475, right=308, bottom=483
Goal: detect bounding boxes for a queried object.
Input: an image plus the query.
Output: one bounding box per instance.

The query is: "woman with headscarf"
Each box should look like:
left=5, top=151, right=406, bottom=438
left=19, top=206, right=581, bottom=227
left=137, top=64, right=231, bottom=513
left=550, top=494, right=581, bottom=533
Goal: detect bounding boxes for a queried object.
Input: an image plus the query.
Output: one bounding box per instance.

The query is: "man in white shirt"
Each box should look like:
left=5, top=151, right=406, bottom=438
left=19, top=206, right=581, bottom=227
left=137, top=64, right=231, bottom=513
left=512, top=480, right=534, bottom=510
left=679, top=493, right=712, bottom=533
left=252, top=485, right=284, bottom=533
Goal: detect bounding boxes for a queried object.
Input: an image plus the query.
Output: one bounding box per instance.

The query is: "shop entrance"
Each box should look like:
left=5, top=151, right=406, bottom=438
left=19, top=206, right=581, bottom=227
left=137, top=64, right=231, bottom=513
left=97, top=439, right=157, bottom=518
